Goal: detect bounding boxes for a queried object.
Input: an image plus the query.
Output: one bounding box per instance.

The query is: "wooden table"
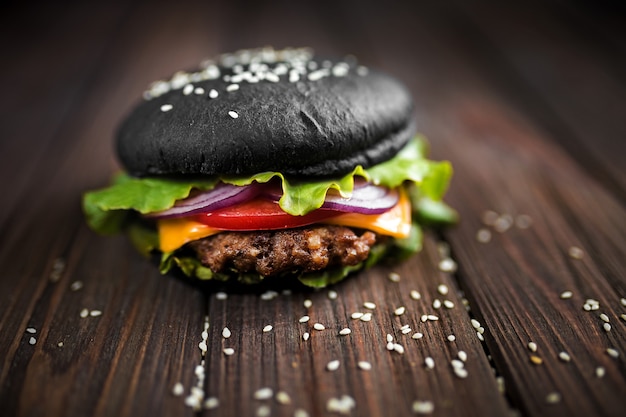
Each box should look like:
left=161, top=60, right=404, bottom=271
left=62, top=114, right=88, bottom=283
left=2, top=1, right=625, bottom=416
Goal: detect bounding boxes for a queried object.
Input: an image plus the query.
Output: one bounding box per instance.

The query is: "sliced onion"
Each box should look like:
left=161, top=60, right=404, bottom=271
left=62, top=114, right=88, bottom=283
left=147, top=182, right=264, bottom=219
left=320, top=182, right=399, bottom=214
left=149, top=179, right=399, bottom=219
left=264, top=180, right=399, bottom=214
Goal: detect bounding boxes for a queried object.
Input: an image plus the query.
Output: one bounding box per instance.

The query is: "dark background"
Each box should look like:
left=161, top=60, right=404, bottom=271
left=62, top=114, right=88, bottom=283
left=1, top=1, right=625, bottom=417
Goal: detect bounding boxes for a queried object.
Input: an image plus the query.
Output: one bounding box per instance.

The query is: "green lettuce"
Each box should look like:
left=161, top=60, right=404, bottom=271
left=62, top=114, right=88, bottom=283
left=82, top=136, right=456, bottom=287
left=83, top=174, right=218, bottom=234
left=154, top=225, right=423, bottom=288
left=83, top=136, right=452, bottom=233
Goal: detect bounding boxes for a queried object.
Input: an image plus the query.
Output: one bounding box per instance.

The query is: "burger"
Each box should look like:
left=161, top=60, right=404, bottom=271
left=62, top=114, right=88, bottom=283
left=83, top=47, right=456, bottom=287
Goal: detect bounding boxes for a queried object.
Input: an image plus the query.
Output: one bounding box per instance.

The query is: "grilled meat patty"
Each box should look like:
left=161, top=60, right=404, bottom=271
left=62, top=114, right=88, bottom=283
left=188, top=225, right=376, bottom=277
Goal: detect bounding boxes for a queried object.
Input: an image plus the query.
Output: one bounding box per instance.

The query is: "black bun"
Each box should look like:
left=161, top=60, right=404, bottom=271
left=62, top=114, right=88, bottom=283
left=116, top=48, right=415, bottom=177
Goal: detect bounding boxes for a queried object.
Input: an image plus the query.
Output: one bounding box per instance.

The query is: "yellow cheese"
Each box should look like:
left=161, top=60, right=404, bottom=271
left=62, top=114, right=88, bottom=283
left=157, top=189, right=412, bottom=252
left=324, top=188, right=412, bottom=238
left=158, top=217, right=221, bottom=252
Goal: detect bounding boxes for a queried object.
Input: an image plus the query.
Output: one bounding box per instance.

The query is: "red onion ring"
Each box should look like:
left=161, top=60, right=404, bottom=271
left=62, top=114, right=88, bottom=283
left=148, top=179, right=399, bottom=219
left=146, top=182, right=264, bottom=219
left=320, top=182, right=399, bottom=214
left=263, top=180, right=399, bottom=214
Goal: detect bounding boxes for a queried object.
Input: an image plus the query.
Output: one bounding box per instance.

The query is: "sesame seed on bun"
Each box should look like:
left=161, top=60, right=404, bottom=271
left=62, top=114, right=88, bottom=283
left=116, top=47, right=415, bottom=177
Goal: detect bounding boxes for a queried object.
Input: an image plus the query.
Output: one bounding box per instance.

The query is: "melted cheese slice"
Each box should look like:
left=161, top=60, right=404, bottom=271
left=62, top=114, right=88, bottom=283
left=158, top=218, right=222, bottom=252
left=158, top=189, right=412, bottom=252
left=324, top=188, right=412, bottom=238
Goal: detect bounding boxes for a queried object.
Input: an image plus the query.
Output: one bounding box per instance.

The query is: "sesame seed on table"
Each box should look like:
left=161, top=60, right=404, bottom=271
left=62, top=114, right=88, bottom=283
left=1, top=1, right=625, bottom=417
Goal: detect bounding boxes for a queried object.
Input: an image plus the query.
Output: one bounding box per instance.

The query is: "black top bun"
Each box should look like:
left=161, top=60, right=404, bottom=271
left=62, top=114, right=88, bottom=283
left=116, top=47, right=415, bottom=178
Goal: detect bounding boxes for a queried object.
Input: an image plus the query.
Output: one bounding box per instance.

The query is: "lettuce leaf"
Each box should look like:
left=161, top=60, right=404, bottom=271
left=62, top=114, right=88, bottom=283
left=83, top=174, right=217, bottom=234
left=221, top=166, right=368, bottom=216
left=83, top=136, right=452, bottom=234
left=82, top=135, right=456, bottom=287
left=415, top=197, right=459, bottom=225
left=296, top=263, right=364, bottom=288
left=152, top=223, right=425, bottom=288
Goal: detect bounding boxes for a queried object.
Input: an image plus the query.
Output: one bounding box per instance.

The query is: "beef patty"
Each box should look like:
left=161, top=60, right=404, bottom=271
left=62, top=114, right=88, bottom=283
left=188, top=225, right=376, bottom=277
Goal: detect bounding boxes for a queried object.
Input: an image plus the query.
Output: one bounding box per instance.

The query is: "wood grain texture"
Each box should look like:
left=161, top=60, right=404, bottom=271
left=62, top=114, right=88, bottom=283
left=453, top=0, right=626, bottom=201
left=1, top=1, right=216, bottom=416
left=435, top=102, right=626, bottom=417
left=202, top=236, right=510, bottom=417
left=1, top=1, right=625, bottom=416
left=351, top=1, right=626, bottom=416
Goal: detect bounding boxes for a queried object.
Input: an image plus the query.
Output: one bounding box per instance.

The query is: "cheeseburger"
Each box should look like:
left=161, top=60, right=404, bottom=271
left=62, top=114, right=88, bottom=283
left=83, top=47, right=456, bottom=287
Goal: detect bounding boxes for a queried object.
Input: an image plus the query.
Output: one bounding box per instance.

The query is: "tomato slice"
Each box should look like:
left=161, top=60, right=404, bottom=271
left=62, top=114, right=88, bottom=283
left=193, top=198, right=341, bottom=230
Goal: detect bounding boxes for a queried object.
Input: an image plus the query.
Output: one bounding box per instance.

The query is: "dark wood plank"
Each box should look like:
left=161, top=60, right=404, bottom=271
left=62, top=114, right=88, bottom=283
left=2, top=0, right=625, bottom=416
left=449, top=0, right=626, bottom=201
left=436, top=104, right=626, bottom=417
left=0, top=1, right=220, bottom=415
left=202, top=236, right=511, bottom=417
left=348, top=2, right=626, bottom=416
left=188, top=2, right=512, bottom=416
left=3, top=234, right=206, bottom=417
left=0, top=2, right=129, bottom=225
left=194, top=241, right=517, bottom=413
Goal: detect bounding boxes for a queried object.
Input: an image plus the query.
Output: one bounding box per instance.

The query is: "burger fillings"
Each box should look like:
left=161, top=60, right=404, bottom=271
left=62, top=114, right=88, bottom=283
left=83, top=47, right=456, bottom=287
